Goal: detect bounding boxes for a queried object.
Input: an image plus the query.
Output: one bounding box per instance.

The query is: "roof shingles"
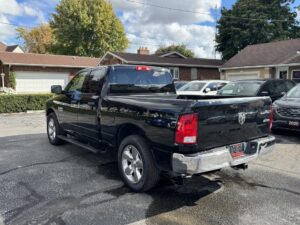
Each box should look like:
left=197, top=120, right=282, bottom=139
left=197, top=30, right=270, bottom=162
left=111, top=52, right=223, bottom=68
left=222, top=38, right=300, bottom=69
left=0, top=52, right=100, bottom=68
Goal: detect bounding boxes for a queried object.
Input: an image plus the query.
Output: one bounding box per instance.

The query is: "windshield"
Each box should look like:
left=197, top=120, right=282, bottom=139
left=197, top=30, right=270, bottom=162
left=174, top=82, right=188, bottom=90
left=108, top=67, right=175, bottom=94
left=178, top=82, right=206, bottom=92
left=287, top=85, right=300, bottom=98
left=218, top=82, right=261, bottom=96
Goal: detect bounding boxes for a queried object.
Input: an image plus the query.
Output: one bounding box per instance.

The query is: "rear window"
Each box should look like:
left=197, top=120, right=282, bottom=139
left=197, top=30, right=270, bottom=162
left=218, top=82, right=262, bottom=96
left=108, top=67, right=175, bottom=94
left=178, top=82, right=206, bottom=92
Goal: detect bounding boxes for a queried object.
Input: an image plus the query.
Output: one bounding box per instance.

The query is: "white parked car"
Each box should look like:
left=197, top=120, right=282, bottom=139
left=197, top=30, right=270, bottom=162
left=176, top=80, right=229, bottom=96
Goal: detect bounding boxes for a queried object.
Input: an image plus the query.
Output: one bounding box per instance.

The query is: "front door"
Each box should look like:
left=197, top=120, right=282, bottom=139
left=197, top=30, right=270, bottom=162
left=77, top=68, right=107, bottom=140
left=57, top=70, right=90, bottom=133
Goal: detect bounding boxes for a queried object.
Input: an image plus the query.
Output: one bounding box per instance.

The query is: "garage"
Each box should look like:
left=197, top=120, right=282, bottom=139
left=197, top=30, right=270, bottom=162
left=227, top=73, right=259, bottom=81
left=16, top=71, right=69, bottom=93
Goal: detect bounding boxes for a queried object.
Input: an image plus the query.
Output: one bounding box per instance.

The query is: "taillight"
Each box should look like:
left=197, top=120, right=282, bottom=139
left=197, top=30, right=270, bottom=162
left=136, top=66, right=151, bottom=71
left=175, top=113, right=198, bottom=145
left=270, top=106, right=273, bottom=130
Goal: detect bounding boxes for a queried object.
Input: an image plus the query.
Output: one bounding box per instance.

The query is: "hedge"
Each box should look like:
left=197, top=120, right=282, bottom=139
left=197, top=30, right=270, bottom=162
left=0, top=94, right=55, bottom=113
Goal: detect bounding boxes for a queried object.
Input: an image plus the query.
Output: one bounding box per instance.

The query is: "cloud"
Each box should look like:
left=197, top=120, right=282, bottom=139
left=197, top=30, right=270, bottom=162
left=0, top=0, right=50, bottom=43
left=110, top=0, right=221, bottom=58
left=0, top=15, right=16, bottom=42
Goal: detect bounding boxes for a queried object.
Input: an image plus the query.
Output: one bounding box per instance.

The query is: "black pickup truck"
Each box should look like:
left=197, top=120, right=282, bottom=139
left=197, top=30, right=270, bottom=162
left=46, top=65, right=276, bottom=192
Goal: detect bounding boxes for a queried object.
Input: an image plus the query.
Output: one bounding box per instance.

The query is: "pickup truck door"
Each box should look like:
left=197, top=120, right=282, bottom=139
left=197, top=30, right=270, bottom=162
left=57, top=70, right=89, bottom=133
left=77, top=68, right=107, bottom=140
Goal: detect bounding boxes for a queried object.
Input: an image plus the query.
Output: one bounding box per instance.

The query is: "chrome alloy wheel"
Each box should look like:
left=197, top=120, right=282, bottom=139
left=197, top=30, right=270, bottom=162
left=121, top=145, right=144, bottom=184
left=48, top=118, right=56, bottom=141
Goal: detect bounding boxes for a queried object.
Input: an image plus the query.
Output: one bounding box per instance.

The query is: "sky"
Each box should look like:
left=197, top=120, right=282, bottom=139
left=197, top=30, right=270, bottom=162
left=0, top=0, right=298, bottom=59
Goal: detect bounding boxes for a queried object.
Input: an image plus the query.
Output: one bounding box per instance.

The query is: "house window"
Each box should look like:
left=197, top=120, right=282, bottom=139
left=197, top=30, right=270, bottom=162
left=191, top=68, right=197, bottom=80
left=292, top=71, right=300, bottom=83
left=169, top=67, right=179, bottom=80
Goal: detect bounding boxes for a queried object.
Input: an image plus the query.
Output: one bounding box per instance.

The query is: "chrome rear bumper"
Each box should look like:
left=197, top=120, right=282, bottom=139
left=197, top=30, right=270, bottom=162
left=172, top=136, right=276, bottom=174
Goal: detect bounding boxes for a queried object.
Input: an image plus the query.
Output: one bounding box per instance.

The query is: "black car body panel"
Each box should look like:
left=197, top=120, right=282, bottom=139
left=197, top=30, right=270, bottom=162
left=46, top=65, right=273, bottom=173
left=273, top=85, right=300, bottom=131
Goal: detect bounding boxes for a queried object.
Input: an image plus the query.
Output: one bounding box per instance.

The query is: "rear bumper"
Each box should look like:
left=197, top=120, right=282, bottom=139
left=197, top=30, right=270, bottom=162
left=273, top=119, right=300, bottom=131
left=172, top=136, right=276, bottom=175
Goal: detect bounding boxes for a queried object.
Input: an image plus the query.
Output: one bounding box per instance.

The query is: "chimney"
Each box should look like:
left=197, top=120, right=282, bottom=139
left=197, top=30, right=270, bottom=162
left=137, top=47, right=150, bottom=55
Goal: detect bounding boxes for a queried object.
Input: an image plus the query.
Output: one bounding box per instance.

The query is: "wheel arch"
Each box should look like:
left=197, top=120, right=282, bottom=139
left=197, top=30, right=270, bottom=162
left=116, top=123, right=148, bottom=148
left=46, top=107, right=55, bottom=116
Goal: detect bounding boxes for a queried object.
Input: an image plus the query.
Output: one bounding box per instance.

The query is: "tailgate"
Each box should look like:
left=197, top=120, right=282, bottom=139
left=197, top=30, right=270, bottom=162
left=191, top=97, right=271, bottom=150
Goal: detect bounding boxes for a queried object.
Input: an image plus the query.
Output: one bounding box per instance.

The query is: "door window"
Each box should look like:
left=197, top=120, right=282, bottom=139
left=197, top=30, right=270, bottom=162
left=263, top=81, right=286, bottom=96
left=82, top=68, right=107, bottom=94
left=65, top=71, right=89, bottom=93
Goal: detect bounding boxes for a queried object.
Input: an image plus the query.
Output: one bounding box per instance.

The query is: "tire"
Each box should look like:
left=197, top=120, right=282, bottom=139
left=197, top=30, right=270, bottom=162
left=118, top=135, right=160, bottom=192
left=47, top=113, right=64, bottom=145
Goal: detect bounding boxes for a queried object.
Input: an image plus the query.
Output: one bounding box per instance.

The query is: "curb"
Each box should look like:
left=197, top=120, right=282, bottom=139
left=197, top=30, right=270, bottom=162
left=0, top=110, right=45, bottom=116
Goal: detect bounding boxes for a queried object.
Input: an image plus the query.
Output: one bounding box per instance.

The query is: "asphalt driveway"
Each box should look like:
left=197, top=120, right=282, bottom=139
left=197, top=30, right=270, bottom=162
left=0, top=113, right=299, bottom=225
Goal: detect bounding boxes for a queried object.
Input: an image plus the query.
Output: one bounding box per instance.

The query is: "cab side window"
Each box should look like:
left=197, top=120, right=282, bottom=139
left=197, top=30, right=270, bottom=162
left=82, top=68, right=107, bottom=95
left=65, top=71, right=89, bottom=93
left=262, top=81, right=286, bottom=96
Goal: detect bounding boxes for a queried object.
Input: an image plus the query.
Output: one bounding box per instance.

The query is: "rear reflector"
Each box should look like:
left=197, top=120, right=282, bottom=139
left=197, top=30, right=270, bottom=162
left=136, top=66, right=151, bottom=71
left=270, top=106, right=273, bottom=130
left=175, top=113, right=198, bottom=145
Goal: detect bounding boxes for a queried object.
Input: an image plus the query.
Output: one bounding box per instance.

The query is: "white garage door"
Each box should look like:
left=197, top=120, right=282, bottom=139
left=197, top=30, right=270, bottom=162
left=16, top=71, right=69, bottom=93
left=227, top=74, right=259, bottom=81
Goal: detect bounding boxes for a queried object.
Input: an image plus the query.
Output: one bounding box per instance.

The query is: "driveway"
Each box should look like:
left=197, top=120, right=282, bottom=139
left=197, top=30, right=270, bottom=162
left=0, top=113, right=299, bottom=225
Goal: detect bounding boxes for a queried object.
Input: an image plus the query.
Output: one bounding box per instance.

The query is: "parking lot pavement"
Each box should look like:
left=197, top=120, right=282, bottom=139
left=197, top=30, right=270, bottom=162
left=0, top=113, right=299, bottom=225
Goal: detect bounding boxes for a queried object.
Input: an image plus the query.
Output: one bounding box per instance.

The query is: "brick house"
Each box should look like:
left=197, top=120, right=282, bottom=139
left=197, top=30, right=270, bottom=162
left=100, top=48, right=223, bottom=81
left=0, top=51, right=99, bottom=93
left=220, top=38, right=300, bottom=83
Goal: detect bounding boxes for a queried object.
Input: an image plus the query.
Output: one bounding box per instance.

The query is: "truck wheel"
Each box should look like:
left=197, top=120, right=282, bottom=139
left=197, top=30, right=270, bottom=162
left=47, top=113, right=64, bottom=145
left=118, top=135, right=160, bottom=192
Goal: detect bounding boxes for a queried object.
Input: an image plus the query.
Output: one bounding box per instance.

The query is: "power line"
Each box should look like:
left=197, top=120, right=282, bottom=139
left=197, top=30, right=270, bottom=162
left=125, top=0, right=293, bottom=23
left=125, top=0, right=211, bottom=15
left=0, top=21, right=35, bottom=29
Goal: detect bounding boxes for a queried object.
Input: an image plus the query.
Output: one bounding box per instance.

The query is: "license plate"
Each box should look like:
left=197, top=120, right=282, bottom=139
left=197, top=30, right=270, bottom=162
left=289, top=121, right=299, bottom=127
left=229, top=143, right=245, bottom=159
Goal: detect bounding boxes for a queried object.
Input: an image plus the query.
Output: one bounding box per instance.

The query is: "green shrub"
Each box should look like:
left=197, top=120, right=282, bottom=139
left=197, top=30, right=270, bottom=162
left=0, top=93, right=54, bottom=113
left=7, top=71, right=16, bottom=90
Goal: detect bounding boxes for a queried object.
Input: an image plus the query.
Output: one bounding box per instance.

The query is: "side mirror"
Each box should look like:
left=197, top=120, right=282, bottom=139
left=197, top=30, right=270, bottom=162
left=204, top=88, right=211, bottom=93
left=260, top=91, right=269, bottom=96
left=51, top=85, right=62, bottom=94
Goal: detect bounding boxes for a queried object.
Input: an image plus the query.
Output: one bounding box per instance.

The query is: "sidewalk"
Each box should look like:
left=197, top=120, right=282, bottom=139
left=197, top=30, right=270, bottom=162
left=0, top=112, right=46, bottom=137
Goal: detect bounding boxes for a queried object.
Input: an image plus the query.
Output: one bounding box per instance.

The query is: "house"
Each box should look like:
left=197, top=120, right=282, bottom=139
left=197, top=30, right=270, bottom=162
left=220, top=38, right=300, bottom=83
left=0, top=52, right=99, bottom=93
left=100, top=47, right=223, bottom=80
left=0, top=42, right=24, bottom=53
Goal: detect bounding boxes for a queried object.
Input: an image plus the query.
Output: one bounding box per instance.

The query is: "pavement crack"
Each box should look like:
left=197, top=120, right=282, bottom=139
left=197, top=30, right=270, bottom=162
left=248, top=182, right=300, bottom=196
left=0, top=153, right=90, bottom=176
left=4, top=182, right=45, bottom=224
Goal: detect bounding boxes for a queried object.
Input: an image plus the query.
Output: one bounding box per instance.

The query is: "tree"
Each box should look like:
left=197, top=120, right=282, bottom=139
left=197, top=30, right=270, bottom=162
left=17, top=24, right=53, bottom=53
left=216, top=0, right=300, bottom=60
left=155, top=44, right=195, bottom=58
left=50, top=0, right=128, bottom=57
